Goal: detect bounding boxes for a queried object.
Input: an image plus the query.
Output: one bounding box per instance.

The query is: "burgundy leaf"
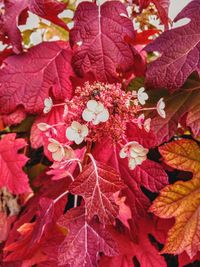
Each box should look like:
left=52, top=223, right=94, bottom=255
left=31, top=198, right=54, bottom=244
left=69, top=160, right=125, bottom=224
left=57, top=207, right=119, bottom=267
left=0, top=41, right=74, bottom=115
left=92, top=140, right=168, bottom=224
left=145, top=0, right=200, bottom=91
left=70, top=1, right=145, bottom=82
left=150, top=88, right=200, bottom=145
left=132, top=159, right=168, bottom=192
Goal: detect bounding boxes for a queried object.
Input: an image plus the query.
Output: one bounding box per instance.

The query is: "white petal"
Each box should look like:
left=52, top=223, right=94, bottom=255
left=130, top=149, right=139, bottom=158
left=158, top=109, right=166, bottom=119
left=97, top=109, right=109, bottom=122
left=37, top=123, right=51, bottom=131
left=71, top=121, right=81, bottom=130
left=144, top=118, right=151, bottom=132
left=44, top=97, right=53, bottom=107
left=135, top=155, right=147, bottom=165
left=66, top=127, right=75, bottom=141
left=52, top=150, right=64, bottom=162
left=87, top=100, right=98, bottom=111
left=129, top=142, right=144, bottom=153
left=43, top=106, right=51, bottom=114
left=81, top=125, right=89, bottom=137
left=119, top=148, right=127, bottom=159
left=95, top=102, right=104, bottom=113
left=48, top=138, right=60, bottom=146
left=82, top=109, right=95, bottom=122
left=48, top=143, right=58, bottom=153
left=157, top=98, right=165, bottom=110
left=74, top=136, right=84, bottom=145
left=128, top=158, right=136, bottom=170
left=92, top=116, right=100, bottom=125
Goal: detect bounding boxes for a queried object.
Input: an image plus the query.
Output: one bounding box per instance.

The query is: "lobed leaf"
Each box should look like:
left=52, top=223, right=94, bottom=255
left=150, top=139, right=200, bottom=257
left=145, top=0, right=200, bottom=91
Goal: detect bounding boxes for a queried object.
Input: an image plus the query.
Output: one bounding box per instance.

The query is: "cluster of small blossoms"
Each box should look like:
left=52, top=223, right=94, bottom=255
left=39, top=82, right=166, bottom=170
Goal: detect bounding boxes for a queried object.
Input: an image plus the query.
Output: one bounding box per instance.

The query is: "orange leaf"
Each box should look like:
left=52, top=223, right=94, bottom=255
left=150, top=139, right=200, bottom=258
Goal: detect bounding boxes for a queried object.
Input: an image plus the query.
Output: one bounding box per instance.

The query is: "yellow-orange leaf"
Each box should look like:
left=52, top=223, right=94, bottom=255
left=159, top=139, right=200, bottom=174
left=150, top=139, right=200, bottom=258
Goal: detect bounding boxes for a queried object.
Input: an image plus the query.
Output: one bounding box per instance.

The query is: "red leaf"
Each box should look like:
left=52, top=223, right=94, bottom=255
left=4, top=196, right=65, bottom=265
left=126, top=123, right=157, bottom=148
left=0, top=41, right=74, bottom=115
left=69, top=160, right=125, bottom=224
left=132, top=159, right=168, bottom=192
left=145, top=0, right=200, bottom=91
left=92, top=140, right=168, bottom=224
left=70, top=1, right=145, bottom=82
left=119, top=158, right=168, bottom=224
left=0, top=0, right=68, bottom=53
left=178, top=252, right=200, bottom=267
left=0, top=133, right=31, bottom=194
left=149, top=88, right=200, bottom=145
left=100, top=217, right=167, bottom=267
left=31, top=198, right=54, bottom=244
left=57, top=207, right=119, bottom=267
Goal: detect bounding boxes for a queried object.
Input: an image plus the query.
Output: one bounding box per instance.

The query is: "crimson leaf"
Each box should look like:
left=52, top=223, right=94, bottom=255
left=0, top=41, right=74, bottom=115
left=69, top=160, right=125, bottom=224
left=70, top=1, right=145, bottom=82
left=57, top=207, right=119, bottom=267
left=145, top=0, right=200, bottom=91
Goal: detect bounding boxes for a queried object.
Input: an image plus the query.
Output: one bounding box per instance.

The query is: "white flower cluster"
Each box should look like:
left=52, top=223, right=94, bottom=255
left=120, top=141, right=148, bottom=170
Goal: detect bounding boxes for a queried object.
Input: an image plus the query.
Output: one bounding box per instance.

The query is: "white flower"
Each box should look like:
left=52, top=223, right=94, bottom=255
left=43, top=97, right=53, bottom=114
left=82, top=100, right=109, bottom=125
left=48, top=138, right=65, bottom=162
left=66, top=121, right=88, bottom=145
left=137, top=114, right=151, bottom=132
left=137, top=87, right=148, bottom=105
left=137, top=114, right=145, bottom=129
left=157, top=98, right=166, bottom=118
left=37, top=123, right=51, bottom=131
left=144, top=118, right=151, bottom=132
left=120, top=141, right=148, bottom=170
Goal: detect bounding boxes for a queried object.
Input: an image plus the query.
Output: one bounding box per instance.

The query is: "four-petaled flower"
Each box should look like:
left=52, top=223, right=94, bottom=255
left=82, top=100, right=109, bottom=125
left=66, top=121, right=88, bottom=145
left=137, top=87, right=148, bottom=105
left=137, top=114, right=151, bottom=132
left=43, top=97, right=53, bottom=114
left=157, top=98, right=166, bottom=118
left=120, top=141, right=148, bottom=170
left=48, top=138, right=65, bottom=162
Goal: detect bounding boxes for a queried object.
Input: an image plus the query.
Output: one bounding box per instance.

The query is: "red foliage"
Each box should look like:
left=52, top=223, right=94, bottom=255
left=0, top=0, right=200, bottom=266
